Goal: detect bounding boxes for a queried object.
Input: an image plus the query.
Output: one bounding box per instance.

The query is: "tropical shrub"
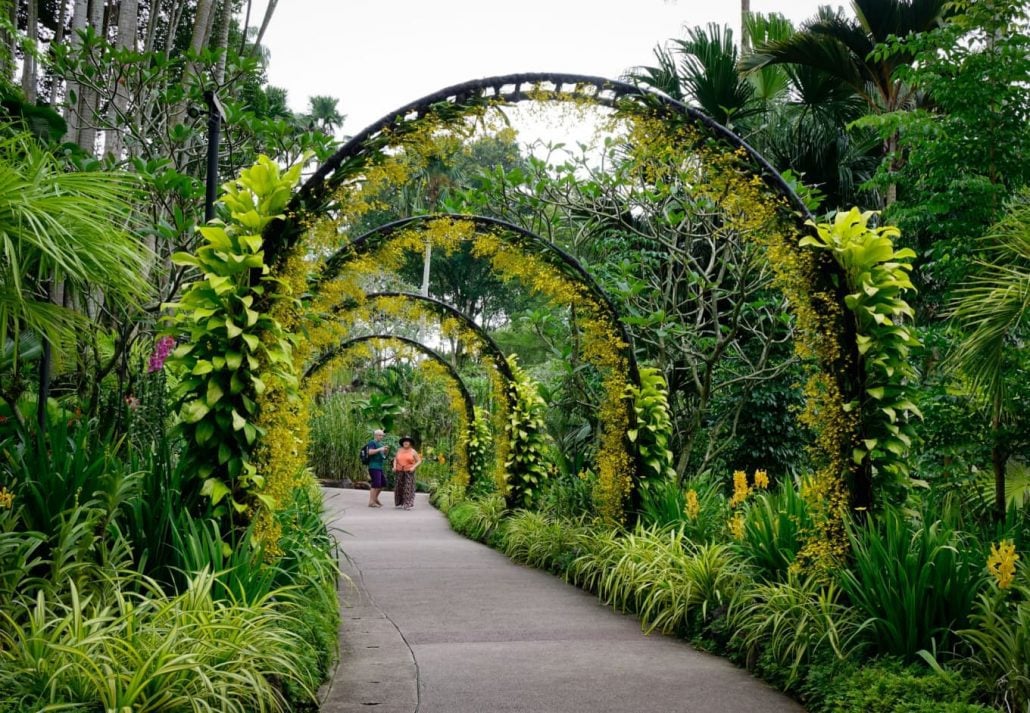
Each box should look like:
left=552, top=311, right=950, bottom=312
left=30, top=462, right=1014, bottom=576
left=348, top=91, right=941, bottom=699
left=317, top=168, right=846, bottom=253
left=801, top=208, right=921, bottom=505
left=838, top=509, right=985, bottom=659
left=804, top=657, right=990, bottom=713
left=625, top=366, right=675, bottom=482
left=740, top=482, right=813, bottom=580
left=959, top=561, right=1030, bottom=712
left=504, top=356, right=551, bottom=509
left=166, top=156, right=303, bottom=520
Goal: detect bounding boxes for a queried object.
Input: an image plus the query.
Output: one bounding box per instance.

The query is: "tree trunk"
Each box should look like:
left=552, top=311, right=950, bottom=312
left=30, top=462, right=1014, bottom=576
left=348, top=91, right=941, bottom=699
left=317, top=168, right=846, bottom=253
left=106, top=0, right=140, bottom=159
left=991, top=404, right=1007, bottom=523
left=47, top=0, right=68, bottom=106
left=75, top=0, right=105, bottom=153
left=212, top=0, right=232, bottom=85
left=250, top=0, right=277, bottom=57
left=238, top=0, right=252, bottom=54
left=63, top=0, right=89, bottom=141
left=741, top=0, right=751, bottom=51
left=143, top=0, right=162, bottom=54
left=0, top=0, right=15, bottom=79
left=21, top=0, right=38, bottom=102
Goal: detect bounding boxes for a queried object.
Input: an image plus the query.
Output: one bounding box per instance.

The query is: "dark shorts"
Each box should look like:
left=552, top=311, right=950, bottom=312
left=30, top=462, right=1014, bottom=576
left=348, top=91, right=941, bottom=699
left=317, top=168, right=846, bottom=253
left=368, top=469, right=387, bottom=489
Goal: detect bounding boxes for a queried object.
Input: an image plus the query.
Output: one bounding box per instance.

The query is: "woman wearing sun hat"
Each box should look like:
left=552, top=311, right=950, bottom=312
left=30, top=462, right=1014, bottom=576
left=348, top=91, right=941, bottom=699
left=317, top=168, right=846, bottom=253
left=392, top=436, right=422, bottom=510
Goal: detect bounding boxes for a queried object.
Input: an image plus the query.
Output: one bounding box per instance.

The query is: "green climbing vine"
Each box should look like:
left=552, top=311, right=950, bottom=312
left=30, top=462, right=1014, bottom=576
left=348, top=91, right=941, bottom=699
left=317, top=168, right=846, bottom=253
left=165, top=156, right=303, bottom=521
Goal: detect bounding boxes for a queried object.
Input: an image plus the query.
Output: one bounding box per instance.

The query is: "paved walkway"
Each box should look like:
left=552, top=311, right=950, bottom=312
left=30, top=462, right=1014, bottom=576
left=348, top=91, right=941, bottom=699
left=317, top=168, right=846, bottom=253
left=319, top=487, right=803, bottom=713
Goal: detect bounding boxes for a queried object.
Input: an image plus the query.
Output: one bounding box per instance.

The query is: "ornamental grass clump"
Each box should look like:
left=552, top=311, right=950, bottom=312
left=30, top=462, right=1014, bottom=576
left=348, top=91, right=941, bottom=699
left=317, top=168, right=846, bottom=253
left=729, top=573, right=867, bottom=687
left=447, top=495, right=506, bottom=544
left=0, top=571, right=313, bottom=712
left=502, top=510, right=592, bottom=574
left=577, top=524, right=749, bottom=636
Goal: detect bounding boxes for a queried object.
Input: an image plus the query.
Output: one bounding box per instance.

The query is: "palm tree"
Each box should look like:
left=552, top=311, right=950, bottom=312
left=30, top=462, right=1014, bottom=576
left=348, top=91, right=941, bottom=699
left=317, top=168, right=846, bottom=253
left=629, top=24, right=755, bottom=127
left=739, top=0, right=950, bottom=204
left=307, top=95, right=345, bottom=135
left=948, top=189, right=1030, bottom=521
left=630, top=16, right=879, bottom=209
left=0, top=133, right=152, bottom=426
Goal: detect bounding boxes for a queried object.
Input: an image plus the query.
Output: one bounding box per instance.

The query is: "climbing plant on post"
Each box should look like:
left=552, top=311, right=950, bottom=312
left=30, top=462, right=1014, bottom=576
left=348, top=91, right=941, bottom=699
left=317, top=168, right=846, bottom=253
left=504, top=356, right=552, bottom=510
left=801, top=208, right=921, bottom=509
left=165, top=156, right=303, bottom=525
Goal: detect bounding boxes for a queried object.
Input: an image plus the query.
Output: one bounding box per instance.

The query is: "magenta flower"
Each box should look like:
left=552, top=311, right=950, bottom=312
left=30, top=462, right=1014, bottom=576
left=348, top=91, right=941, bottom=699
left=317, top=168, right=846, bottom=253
left=148, top=335, right=176, bottom=373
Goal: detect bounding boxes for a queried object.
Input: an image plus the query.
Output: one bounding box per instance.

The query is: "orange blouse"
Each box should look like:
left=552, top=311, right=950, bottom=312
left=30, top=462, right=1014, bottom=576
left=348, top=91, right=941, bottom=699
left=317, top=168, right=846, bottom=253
left=393, top=448, right=420, bottom=472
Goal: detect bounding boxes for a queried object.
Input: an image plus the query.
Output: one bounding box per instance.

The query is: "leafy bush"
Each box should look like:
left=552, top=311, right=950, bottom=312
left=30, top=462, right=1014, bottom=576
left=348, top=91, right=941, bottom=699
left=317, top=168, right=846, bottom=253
left=804, top=658, right=988, bottom=713
left=838, top=509, right=985, bottom=659
left=959, top=564, right=1030, bottom=712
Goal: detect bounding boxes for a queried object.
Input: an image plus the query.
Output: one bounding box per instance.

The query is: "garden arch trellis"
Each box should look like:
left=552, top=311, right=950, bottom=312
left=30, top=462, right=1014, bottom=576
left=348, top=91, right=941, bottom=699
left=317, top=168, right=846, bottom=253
left=304, top=333, right=480, bottom=489
left=315, top=213, right=638, bottom=384
left=304, top=333, right=477, bottom=427
left=245, top=71, right=867, bottom=541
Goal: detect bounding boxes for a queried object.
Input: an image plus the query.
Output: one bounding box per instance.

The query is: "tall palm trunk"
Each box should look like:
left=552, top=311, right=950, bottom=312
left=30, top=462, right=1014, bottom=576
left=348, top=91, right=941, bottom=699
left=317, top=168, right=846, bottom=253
left=212, top=0, right=233, bottom=84
left=63, top=0, right=89, bottom=142
left=107, top=0, right=140, bottom=159
left=75, top=0, right=105, bottom=153
left=20, top=0, right=38, bottom=102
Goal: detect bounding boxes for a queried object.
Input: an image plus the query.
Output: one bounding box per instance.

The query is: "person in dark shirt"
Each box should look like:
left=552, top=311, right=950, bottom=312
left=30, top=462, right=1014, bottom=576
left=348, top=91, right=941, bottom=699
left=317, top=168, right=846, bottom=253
left=366, top=429, right=389, bottom=507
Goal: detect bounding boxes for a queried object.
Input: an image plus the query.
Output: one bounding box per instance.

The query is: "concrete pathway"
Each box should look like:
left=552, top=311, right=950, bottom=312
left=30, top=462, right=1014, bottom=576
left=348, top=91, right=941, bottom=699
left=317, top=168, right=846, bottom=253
left=318, top=488, right=803, bottom=713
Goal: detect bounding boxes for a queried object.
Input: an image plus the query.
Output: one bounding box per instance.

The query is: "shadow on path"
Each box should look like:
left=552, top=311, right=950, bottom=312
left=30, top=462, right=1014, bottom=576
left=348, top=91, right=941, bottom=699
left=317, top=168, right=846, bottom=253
left=319, top=488, right=804, bottom=713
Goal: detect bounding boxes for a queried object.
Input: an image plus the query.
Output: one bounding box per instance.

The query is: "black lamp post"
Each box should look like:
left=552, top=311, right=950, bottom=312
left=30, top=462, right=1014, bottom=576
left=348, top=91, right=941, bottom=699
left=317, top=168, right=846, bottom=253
left=204, top=90, right=226, bottom=222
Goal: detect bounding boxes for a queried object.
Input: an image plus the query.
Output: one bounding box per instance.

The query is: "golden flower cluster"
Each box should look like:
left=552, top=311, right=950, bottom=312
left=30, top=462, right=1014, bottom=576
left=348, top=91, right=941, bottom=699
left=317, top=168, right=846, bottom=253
left=684, top=489, right=700, bottom=520
left=730, top=470, right=751, bottom=507
left=0, top=486, right=13, bottom=510
left=988, top=540, right=1020, bottom=590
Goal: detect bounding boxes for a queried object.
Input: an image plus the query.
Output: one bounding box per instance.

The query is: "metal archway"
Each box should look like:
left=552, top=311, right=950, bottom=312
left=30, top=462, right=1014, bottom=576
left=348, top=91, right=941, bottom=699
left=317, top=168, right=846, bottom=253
left=331, top=291, right=518, bottom=393
left=315, top=214, right=640, bottom=386
left=304, top=333, right=476, bottom=428
left=263, top=72, right=815, bottom=264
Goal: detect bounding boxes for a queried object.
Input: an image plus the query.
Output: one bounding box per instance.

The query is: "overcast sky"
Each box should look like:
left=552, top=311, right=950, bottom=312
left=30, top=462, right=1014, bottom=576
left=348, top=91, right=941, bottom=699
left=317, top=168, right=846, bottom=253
left=261, top=0, right=844, bottom=135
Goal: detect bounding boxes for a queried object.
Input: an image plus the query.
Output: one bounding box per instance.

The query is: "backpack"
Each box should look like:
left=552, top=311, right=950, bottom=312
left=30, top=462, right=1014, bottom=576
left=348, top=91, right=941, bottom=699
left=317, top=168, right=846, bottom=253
left=359, top=443, right=370, bottom=465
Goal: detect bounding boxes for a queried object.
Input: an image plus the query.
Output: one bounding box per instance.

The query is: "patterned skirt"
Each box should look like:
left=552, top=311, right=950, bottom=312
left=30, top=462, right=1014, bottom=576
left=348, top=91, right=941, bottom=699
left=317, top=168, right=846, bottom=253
left=394, top=471, right=416, bottom=508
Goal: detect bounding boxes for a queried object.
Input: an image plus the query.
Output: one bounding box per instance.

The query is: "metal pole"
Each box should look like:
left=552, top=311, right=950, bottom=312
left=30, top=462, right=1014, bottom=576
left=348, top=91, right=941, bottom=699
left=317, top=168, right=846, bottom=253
left=204, top=90, right=223, bottom=222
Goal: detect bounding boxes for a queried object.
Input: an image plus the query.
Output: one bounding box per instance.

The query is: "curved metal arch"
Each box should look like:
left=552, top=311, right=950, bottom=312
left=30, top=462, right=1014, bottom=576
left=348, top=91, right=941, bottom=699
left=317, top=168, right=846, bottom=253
left=303, top=334, right=476, bottom=429
left=331, top=291, right=517, bottom=394
left=263, top=72, right=815, bottom=264
left=315, top=213, right=640, bottom=385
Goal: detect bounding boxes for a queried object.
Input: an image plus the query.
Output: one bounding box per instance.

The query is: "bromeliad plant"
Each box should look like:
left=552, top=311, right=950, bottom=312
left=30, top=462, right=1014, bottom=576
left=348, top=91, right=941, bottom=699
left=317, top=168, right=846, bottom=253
left=801, top=209, right=921, bottom=508
left=165, top=156, right=304, bottom=521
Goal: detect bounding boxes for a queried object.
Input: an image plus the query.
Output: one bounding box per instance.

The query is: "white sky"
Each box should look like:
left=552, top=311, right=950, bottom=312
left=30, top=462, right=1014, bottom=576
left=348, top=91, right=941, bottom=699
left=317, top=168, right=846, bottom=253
left=261, top=0, right=844, bottom=135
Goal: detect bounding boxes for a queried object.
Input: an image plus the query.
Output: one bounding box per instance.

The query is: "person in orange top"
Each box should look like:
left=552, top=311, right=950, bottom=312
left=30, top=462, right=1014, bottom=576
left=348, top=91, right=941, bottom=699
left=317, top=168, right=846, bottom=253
left=392, top=436, right=422, bottom=510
